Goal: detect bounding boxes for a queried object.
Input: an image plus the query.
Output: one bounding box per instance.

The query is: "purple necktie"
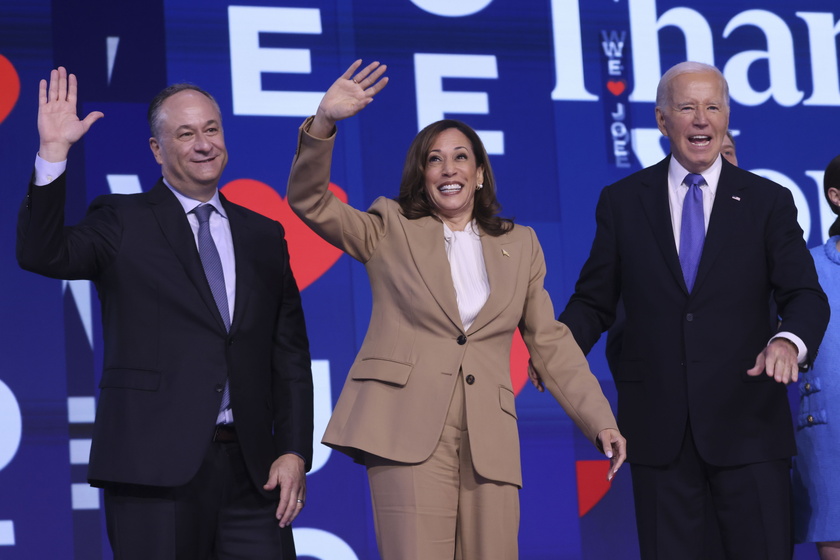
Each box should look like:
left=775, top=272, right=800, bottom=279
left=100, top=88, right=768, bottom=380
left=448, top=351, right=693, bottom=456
left=194, top=204, right=231, bottom=414
left=679, top=173, right=705, bottom=292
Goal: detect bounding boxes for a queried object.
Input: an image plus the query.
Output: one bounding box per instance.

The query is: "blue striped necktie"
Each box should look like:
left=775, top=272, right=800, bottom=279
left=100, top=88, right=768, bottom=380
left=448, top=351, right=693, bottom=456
left=680, top=173, right=705, bottom=292
left=193, top=204, right=231, bottom=414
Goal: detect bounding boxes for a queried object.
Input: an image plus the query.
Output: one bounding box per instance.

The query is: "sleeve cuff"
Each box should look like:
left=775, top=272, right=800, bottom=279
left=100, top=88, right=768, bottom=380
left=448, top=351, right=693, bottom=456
left=770, top=331, right=806, bottom=364
left=34, top=154, right=67, bottom=186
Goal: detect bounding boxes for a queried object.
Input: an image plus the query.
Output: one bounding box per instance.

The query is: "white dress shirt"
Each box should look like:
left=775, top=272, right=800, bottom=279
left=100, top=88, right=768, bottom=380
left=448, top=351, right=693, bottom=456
left=163, top=179, right=236, bottom=323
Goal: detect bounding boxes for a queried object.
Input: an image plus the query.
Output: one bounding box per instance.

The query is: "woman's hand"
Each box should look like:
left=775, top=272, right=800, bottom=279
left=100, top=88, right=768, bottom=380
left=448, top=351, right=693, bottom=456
left=527, top=359, right=545, bottom=392
left=309, top=60, right=389, bottom=138
left=597, top=428, right=626, bottom=481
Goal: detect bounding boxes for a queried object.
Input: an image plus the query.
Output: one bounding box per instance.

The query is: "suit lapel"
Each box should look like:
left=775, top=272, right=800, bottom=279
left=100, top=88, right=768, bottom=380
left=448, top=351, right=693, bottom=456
left=221, top=194, right=253, bottom=333
left=468, top=231, right=521, bottom=335
left=637, top=158, right=689, bottom=292
left=692, top=162, right=745, bottom=293
left=147, top=181, right=228, bottom=332
left=402, top=216, right=464, bottom=331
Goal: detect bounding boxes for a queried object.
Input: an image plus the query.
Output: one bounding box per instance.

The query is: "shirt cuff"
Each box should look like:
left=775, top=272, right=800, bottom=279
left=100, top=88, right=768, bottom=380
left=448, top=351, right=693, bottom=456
left=769, top=331, right=806, bottom=364
left=282, top=451, right=306, bottom=463
left=34, top=154, right=67, bottom=186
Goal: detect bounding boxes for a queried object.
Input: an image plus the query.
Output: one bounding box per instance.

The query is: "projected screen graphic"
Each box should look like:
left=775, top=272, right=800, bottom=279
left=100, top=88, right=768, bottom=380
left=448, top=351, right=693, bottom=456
left=1, top=0, right=837, bottom=558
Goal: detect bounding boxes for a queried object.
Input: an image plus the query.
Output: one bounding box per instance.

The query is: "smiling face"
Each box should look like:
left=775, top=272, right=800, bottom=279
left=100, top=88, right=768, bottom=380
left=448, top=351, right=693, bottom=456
left=655, top=70, right=730, bottom=174
left=422, top=128, right=484, bottom=230
left=149, top=89, right=228, bottom=202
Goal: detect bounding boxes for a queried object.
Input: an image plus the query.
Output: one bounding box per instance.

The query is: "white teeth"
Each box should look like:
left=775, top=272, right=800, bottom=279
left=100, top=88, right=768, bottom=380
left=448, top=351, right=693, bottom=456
left=439, top=184, right=462, bottom=193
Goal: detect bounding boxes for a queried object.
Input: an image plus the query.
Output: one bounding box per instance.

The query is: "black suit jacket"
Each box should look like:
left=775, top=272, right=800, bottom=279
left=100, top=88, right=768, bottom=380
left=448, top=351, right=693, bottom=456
left=559, top=156, right=829, bottom=467
left=17, top=176, right=313, bottom=495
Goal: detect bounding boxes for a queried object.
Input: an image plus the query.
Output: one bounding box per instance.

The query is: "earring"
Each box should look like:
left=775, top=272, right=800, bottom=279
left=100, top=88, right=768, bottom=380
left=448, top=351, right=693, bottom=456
left=476, top=183, right=484, bottom=190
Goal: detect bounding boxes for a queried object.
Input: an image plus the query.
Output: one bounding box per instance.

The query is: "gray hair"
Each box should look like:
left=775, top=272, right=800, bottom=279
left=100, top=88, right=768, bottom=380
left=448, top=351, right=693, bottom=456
left=655, top=62, right=730, bottom=109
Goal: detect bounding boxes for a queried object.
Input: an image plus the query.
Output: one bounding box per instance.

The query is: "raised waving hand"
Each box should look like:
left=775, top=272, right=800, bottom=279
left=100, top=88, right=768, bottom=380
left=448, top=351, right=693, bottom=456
left=309, top=60, right=388, bottom=138
left=38, top=67, right=103, bottom=162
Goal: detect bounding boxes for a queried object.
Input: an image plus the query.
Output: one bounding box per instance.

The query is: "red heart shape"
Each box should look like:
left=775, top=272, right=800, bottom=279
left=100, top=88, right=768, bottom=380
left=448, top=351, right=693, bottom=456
left=0, top=55, right=20, bottom=125
left=510, top=330, right=530, bottom=396
left=576, top=460, right=612, bottom=516
left=221, top=178, right=347, bottom=290
left=606, top=80, right=626, bottom=96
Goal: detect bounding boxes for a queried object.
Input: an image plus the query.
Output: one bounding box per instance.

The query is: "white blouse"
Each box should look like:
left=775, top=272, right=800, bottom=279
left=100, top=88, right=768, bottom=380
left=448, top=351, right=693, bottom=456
left=442, top=220, right=490, bottom=331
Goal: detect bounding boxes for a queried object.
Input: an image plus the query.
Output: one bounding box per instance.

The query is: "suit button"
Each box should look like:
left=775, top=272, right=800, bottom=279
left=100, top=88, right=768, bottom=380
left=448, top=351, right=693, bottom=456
left=457, top=335, right=467, bottom=345
left=228, top=337, right=234, bottom=346
left=215, top=384, right=224, bottom=393
left=807, top=415, right=815, bottom=424
left=686, top=313, right=694, bottom=322
left=805, top=383, right=812, bottom=391
left=465, top=374, right=475, bottom=385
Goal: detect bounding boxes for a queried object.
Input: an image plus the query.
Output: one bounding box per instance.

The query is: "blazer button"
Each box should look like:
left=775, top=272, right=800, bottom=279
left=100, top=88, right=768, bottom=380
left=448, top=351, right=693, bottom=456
left=686, top=313, right=694, bottom=322
left=457, top=334, right=467, bottom=345
left=805, top=383, right=812, bottom=391
left=465, top=374, right=475, bottom=385
left=807, top=415, right=815, bottom=424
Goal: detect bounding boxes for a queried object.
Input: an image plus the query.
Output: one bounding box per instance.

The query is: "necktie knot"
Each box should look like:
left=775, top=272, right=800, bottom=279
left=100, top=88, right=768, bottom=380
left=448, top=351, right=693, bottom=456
left=684, top=173, right=705, bottom=189
left=194, top=203, right=215, bottom=224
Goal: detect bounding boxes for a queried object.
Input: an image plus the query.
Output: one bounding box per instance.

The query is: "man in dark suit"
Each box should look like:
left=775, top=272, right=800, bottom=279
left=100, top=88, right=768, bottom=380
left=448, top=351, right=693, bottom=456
left=17, top=67, right=313, bottom=559
left=558, top=61, right=829, bottom=559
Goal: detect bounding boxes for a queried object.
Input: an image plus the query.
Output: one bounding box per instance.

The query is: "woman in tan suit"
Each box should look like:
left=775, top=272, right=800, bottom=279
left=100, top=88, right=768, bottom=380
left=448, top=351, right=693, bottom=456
left=287, top=60, right=626, bottom=560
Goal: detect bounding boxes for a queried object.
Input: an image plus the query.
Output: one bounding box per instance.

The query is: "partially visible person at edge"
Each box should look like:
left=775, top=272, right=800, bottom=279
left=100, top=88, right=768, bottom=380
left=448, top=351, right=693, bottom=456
left=793, top=153, right=840, bottom=560
left=721, top=129, right=738, bottom=166
left=540, top=61, right=828, bottom=559
left=17, top=67, right=313, bottom=559
left=285, top=60, right=626, bottom=560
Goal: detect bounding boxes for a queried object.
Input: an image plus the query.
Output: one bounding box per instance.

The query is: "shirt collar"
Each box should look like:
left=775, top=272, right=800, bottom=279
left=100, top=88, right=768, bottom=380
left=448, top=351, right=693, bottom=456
left=667, top=153, right=722, bottom=197
left=442, top=219, right=480, bottom=241
left=162, top=178, right=228, bottom=219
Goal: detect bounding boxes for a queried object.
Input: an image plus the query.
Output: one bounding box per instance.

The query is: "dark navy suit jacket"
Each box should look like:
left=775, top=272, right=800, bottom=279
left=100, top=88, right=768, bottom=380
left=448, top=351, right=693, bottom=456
left=17, top=175, right=314, bottom=495
left=559, top=156, right=828, bottom=467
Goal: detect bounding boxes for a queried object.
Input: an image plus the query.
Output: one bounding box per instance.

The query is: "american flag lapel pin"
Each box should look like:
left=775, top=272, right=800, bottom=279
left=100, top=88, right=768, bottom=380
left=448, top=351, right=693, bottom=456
left=732, top=196, right=741, bottom=201
left=502, top=249, right=510, bottom=258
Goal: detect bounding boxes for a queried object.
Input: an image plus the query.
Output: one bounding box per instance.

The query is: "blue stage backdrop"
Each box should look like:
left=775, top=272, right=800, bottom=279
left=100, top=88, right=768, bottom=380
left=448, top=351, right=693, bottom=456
left=1, top=0, right=837, bottom=558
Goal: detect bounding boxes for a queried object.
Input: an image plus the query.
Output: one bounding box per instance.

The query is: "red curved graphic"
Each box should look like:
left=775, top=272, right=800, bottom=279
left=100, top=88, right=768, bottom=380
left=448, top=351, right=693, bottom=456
left=576, top=460, right=612, bottom=516
left=220, top=179, right=347, bottom=290
left=510, top=330, right=530, bottom=395
left=0, top=55, right=20, bottom=125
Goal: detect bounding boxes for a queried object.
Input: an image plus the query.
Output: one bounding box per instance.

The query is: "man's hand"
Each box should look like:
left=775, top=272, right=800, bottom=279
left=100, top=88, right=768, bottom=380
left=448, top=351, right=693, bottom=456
left=263, top=453, right=306, bottom=528
left=746, top=337, right=800, bottom=384
left=38, top=67, right=103, bottom=163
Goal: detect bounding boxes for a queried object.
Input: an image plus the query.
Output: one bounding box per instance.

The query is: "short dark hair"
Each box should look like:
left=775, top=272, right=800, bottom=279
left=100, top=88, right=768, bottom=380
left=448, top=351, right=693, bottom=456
left=824, top=154, right=840, bottom=236
left=147, top=83, right=220, bottom=138
left=725, top=130, right=736, bottom=146
left=396, top=119, right=513, bottom=237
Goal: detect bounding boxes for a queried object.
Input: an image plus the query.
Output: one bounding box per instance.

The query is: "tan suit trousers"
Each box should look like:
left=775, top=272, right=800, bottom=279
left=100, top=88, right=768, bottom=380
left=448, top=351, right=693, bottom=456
left=365, top=373, right=520, bottom=559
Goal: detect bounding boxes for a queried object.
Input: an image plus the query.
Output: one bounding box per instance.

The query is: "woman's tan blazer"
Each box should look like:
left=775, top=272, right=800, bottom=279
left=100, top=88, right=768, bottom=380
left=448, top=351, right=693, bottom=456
left=287, top=118, right=617, bottom=487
